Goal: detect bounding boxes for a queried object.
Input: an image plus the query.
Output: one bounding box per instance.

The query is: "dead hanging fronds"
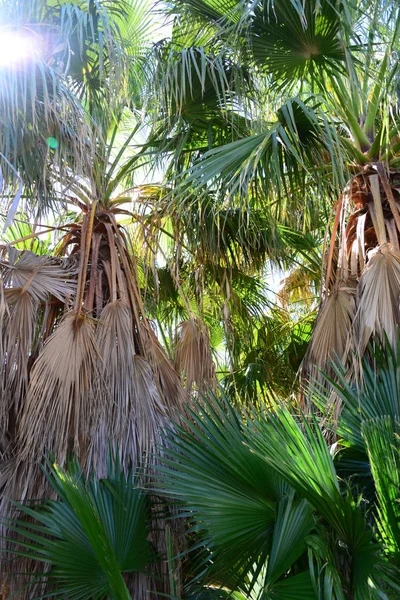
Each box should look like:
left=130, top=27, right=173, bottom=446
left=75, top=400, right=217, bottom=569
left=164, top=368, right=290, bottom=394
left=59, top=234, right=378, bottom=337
left=92, top=302, right=174, bottom=475
left=94, top=300, right=141, bottom=470
left=131, top=355, right=170, bottom=456
left=307, top=165, right=400, bottom=391
left=175, top=318, right=216, bottom=393
left=0, top=288, right=37, bottom=428
left=143, top=327, right=187, bottom=413
left=303, top=280, right=356, bottom=381
left=17, top=311, right=103, bottom=466
left=0, top=311, right=104, bottom=552
left=0, top=247, right=77, bottom=303
left=0, top=248, right=77, bottom=425
left=353, top=244, right=400, bottom=355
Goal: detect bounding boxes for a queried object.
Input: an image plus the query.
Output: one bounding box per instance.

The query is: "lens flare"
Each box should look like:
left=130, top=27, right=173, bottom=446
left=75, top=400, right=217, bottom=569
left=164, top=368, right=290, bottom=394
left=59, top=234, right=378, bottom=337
left=0, top=30, right=41, bottom=67
left=46, top=137, right=59, bottom=149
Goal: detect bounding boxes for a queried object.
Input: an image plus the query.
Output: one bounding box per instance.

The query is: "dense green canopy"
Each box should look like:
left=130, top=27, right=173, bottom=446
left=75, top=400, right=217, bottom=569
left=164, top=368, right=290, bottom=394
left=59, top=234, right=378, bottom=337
left=1, top=0, right=400, bottom=598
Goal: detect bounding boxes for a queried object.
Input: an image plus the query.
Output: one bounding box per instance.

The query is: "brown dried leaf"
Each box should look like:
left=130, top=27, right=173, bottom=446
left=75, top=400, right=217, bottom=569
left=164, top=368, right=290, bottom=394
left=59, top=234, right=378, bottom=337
left=0, top=247, right=77, bottom=303
left=303, top=280, right=356, bottom=381
left=143, top=326, right=187, bottom=413
left=175, top=318, right=216, bottom=392
left=92, top=302, right=173, bottom=473
left=0, top=289, right=37, bottom=427
left=354, top=244, right=400, bottom=354
left=17, top=311, right=102, bottom=465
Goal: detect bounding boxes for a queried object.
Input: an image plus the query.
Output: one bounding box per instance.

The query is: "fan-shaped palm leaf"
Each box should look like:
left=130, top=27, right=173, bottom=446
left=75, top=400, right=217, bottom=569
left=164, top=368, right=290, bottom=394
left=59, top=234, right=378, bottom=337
left=5, top=455, right=152, bottom=600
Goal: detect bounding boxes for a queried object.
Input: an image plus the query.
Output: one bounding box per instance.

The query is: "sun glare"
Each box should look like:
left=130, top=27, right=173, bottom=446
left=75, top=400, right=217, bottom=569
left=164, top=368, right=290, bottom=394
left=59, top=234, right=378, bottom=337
left=0, top=30, right=41, bottom=68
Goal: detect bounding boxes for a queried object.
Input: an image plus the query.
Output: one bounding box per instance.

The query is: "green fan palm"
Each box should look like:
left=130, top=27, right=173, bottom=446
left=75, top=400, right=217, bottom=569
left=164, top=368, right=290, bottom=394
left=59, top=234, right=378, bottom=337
left=4, top=455, right=152, bottom=600
left=8, top=385, right=400, bottom=600
left=156, top=393, right=398, bottom=599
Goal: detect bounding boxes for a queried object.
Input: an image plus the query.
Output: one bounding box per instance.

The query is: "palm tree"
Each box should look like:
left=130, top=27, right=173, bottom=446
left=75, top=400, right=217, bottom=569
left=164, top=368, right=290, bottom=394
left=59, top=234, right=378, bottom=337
left=3, top=4, right=400, bottom=598
left=0, top=1, right=187, bottom=597
left=0, top=129, right=191, bottom=597
left=149, top=0, right=400, bottom=384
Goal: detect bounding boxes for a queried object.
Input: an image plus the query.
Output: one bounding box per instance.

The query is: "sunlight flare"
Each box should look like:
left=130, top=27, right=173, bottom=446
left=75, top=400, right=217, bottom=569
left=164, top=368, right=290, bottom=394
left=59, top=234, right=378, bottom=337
left=0, top=30, right=41, bottom=67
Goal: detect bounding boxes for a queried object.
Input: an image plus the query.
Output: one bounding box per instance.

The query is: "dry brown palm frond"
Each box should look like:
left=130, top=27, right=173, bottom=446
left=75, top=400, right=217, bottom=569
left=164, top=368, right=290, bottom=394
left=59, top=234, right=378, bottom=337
left=0, top=247, right=77, bottom=303
left=302, top=280, right=356, bottom=381
left=309, top=168, right=400, bottom=380
left=17, top=311, right=102, bottom=466
left=94, top=300, right=136, bottom=471
left=353, top=244, right=400, bottom=354
left=131, top=355, right=170, bottom=457
left=93, top=308, right=185, bottom=599
left=143, top=327, right=187, bottom=413
left=0, top=312, right=104, bottom=590
left=93, top=302, right=171, bottom=475
left=0, top=288, right=37, bottom=428
left=175, top=318, right=216, bottom=393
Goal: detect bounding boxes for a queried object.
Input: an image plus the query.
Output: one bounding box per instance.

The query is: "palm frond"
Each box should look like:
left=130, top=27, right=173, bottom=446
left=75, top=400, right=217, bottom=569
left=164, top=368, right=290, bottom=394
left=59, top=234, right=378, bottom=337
left=175, top=318, right=216, bottom=392
left=157, top=395, right=290, bottom=589
left=17, top=311, right=102, bottom=466
left=250, top=0, right=346, bottom=85
left=362, top=416, right=400, bottom=561
left=265, top=493, right=314, bottom=586
left=353, top=244, right=400, bottom=355
left=158, top=392, right=389, bottom=598
left=302, top=279, right=356, bottom=380
left=5, top=455, right=152, bottom=600
left=0, top=288, right=36, bottom=428
left=313, top=337, right=400, bottom=453
left=169, top=97, right=345, bottom=228
left=143, top=326, right=187, bottom=412
left=247, top=405, right=381, bottom=598
left=0, top=246, right=77, bottom=303
left=93, top=301, right=171, bottom=473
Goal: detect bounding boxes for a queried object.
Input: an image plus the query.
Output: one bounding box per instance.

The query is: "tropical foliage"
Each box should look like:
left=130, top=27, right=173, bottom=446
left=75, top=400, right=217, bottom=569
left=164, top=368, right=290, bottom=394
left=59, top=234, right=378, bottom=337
left=8, top=343, right=400, bottom=599
left=5, top=456, right=153, bottom=600
left=157, top=357, right=400, bottom=599
left=2, top=0, right=400, bottom=598
left=147, top=0, right=400, bottom=385
left=0, top=1, right=186, bottom=597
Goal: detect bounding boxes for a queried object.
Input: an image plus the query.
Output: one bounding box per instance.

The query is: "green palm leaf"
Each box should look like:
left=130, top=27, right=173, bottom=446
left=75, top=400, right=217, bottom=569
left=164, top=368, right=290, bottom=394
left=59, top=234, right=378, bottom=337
left=362, top=416, right=400, bottom=562
left=250, top=0, right=346, bottom=85
left=157, top=393, right=392, bottom=598
left=4, top=456, right=152, bottom=600
left=246, top=405, right=383, bottom=598
left=266, top=493, right=314, bottom=585
left=157, top=396, right=291, bottom=589
left=171, top=96, right=344, bottom=222
left=313, top=338, right=400, bottom=453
